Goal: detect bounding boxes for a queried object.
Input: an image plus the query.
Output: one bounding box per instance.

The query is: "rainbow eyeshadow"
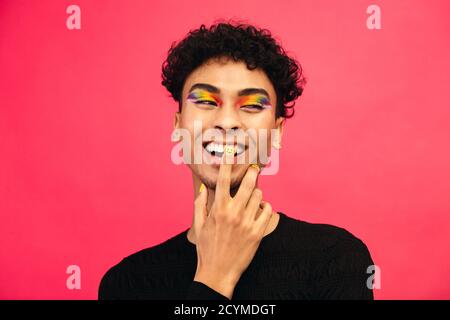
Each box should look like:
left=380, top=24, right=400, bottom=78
left=187, top=90, right=222, bottom=105
left=237, top=94, right=272, bottom=109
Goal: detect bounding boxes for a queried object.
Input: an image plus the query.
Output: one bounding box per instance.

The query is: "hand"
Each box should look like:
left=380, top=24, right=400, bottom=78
left=192, top=145, right=273, bottom=299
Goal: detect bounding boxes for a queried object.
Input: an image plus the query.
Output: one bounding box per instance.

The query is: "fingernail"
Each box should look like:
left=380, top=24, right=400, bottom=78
left=225, top=145, right=235, bottom=156
left=224, top=145, right=235, bottom=164
left=199, top=183, right=205, bottom=193
left=250, top=164, right=260, bottom=172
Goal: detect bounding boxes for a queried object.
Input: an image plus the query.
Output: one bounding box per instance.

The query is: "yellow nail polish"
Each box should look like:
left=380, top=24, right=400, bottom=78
left=225, top=145, right=235, bottom=155
left=250, top=164, right=260, bottom=172
left=199, top=183, right=205, bottom=193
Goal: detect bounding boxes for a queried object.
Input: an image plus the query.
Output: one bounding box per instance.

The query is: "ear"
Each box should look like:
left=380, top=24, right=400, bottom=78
left=171, top=112, right=182, bottom=142
left=272, top=117, right=285, bottom=149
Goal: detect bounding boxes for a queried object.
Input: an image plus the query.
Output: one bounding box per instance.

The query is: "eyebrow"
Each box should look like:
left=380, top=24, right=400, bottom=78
left=188, top=83, right=270, bottom=99
left=188, top=83, right=220, bottom=94
left=237, top=88, right=270, bottom=98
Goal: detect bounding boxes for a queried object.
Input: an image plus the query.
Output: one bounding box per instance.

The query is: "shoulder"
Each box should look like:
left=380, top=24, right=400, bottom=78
left=98, top=230, right=188, bottom=299
left=280, top=214, right=374, bottom=299
left=281, top=213, right=373, bottom=267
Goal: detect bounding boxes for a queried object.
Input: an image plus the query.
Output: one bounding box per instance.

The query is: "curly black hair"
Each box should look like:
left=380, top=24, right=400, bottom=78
left=161, top=21, right=306, bottom=119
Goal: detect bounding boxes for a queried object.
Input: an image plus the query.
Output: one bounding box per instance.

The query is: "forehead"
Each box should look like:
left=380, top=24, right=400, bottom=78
left=182, top=58, right=276, bottom=100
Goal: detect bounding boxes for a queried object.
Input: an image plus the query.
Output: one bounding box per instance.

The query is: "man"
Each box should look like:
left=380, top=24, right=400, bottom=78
left=99, top=22, right=374, bottom=300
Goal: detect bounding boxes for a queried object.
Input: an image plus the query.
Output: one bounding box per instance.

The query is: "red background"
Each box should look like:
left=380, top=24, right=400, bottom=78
left=1, top=0, right=449, bottom=299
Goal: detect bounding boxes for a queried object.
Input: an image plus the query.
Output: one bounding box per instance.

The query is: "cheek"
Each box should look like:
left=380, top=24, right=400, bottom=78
left=253, top=125, right=275, bottom=162
left=181, top=108, right=214, bottom=133
left=241, top=110, right=275, bottom=129
left=180, top=110, right=204, bottom=135
left=255, top=131, right=272, bottom=153
left=247, top=119, right=274, bottom=146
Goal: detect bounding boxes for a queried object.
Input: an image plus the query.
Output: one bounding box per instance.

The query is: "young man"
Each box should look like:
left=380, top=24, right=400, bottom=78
left=99, top=22, right=374, bottom=300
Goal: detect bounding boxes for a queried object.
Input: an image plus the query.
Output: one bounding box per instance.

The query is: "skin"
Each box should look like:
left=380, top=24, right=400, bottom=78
left=173, top=56, right=285, bottom=299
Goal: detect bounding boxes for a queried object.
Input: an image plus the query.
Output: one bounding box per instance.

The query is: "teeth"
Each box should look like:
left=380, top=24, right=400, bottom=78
left=235, top=144, right=244, bottom=155
left=205, top=142, right=245, bottom=156
left=205, top=143, right=223, bottom=153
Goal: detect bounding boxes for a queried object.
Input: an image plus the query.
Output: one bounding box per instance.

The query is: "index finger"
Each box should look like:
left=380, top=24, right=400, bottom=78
left=215, top=145, right=235, bottom=203
left=233, top=164, right=260, bottom=206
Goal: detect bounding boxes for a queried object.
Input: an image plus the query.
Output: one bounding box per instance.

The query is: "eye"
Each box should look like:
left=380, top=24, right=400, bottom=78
left=195, top=100, right=218, bottom=106
left=241, top=104, right=265, bottom=111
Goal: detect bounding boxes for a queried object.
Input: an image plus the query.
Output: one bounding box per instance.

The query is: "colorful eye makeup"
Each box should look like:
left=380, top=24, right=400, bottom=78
left=187, top=90, right=272, bottom=111
left=237, top=94, right=272, bottom=110
left=187, top=90, right=222, bottom=106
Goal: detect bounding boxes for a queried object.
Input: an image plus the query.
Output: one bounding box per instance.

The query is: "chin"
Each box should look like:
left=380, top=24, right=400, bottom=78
left=193, top=163, right=247, bottom=190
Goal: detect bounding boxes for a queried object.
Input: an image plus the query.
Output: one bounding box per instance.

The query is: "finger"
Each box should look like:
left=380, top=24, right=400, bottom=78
left=243, top=188, right=263, bottom=222
left=193, top=183, right=208, bottom=231
left=234, top=164, right=260, bottom=207
left=254, top=201, right=272, bottom=233
left=215, top=145, right=234, bottom=203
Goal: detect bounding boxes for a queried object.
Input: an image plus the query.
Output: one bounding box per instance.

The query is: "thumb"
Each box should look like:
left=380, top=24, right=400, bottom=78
left=194, top=183, right=208, bottom=231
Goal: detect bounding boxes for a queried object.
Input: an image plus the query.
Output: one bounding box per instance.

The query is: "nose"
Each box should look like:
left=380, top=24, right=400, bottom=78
left=212, top=103, right=242, bottom=134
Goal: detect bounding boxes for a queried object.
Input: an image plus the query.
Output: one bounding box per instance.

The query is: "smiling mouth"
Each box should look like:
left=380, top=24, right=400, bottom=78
left=202, top=141, right=247, bottom=157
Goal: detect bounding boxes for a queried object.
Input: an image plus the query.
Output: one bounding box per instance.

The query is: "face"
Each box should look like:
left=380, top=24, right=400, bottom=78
left=174, top=57, right=284, bottom=191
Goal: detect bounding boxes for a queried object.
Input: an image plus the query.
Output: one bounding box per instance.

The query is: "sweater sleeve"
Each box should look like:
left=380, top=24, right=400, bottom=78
left=99, top=263, right=230, bottom=300
left=98, top=265, right=120, bottom=300
left=312, top=235, right=375, bottom=300
left=186, top=281, right=230, bottom=300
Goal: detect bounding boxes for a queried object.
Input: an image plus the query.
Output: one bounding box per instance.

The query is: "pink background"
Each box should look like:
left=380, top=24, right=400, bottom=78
left=1, top=0, right=450, bottom=299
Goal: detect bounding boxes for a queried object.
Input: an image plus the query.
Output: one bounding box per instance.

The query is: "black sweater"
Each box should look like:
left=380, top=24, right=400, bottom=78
left=98, top=212, right=374, bottom=300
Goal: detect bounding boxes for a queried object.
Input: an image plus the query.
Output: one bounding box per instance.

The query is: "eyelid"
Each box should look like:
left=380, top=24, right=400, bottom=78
left=195, top=99, right=216, bottom=102
left=188, top=90, right=215, bottom=97
left=196, top=100, right=218, bottom=105
left=238, top=96, right=272, bottom=110
left=241, top=104, right=267, bottom=110
left=187, top=90, right=222, bottom=105
left=238, top=95, right=270, bottom=104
